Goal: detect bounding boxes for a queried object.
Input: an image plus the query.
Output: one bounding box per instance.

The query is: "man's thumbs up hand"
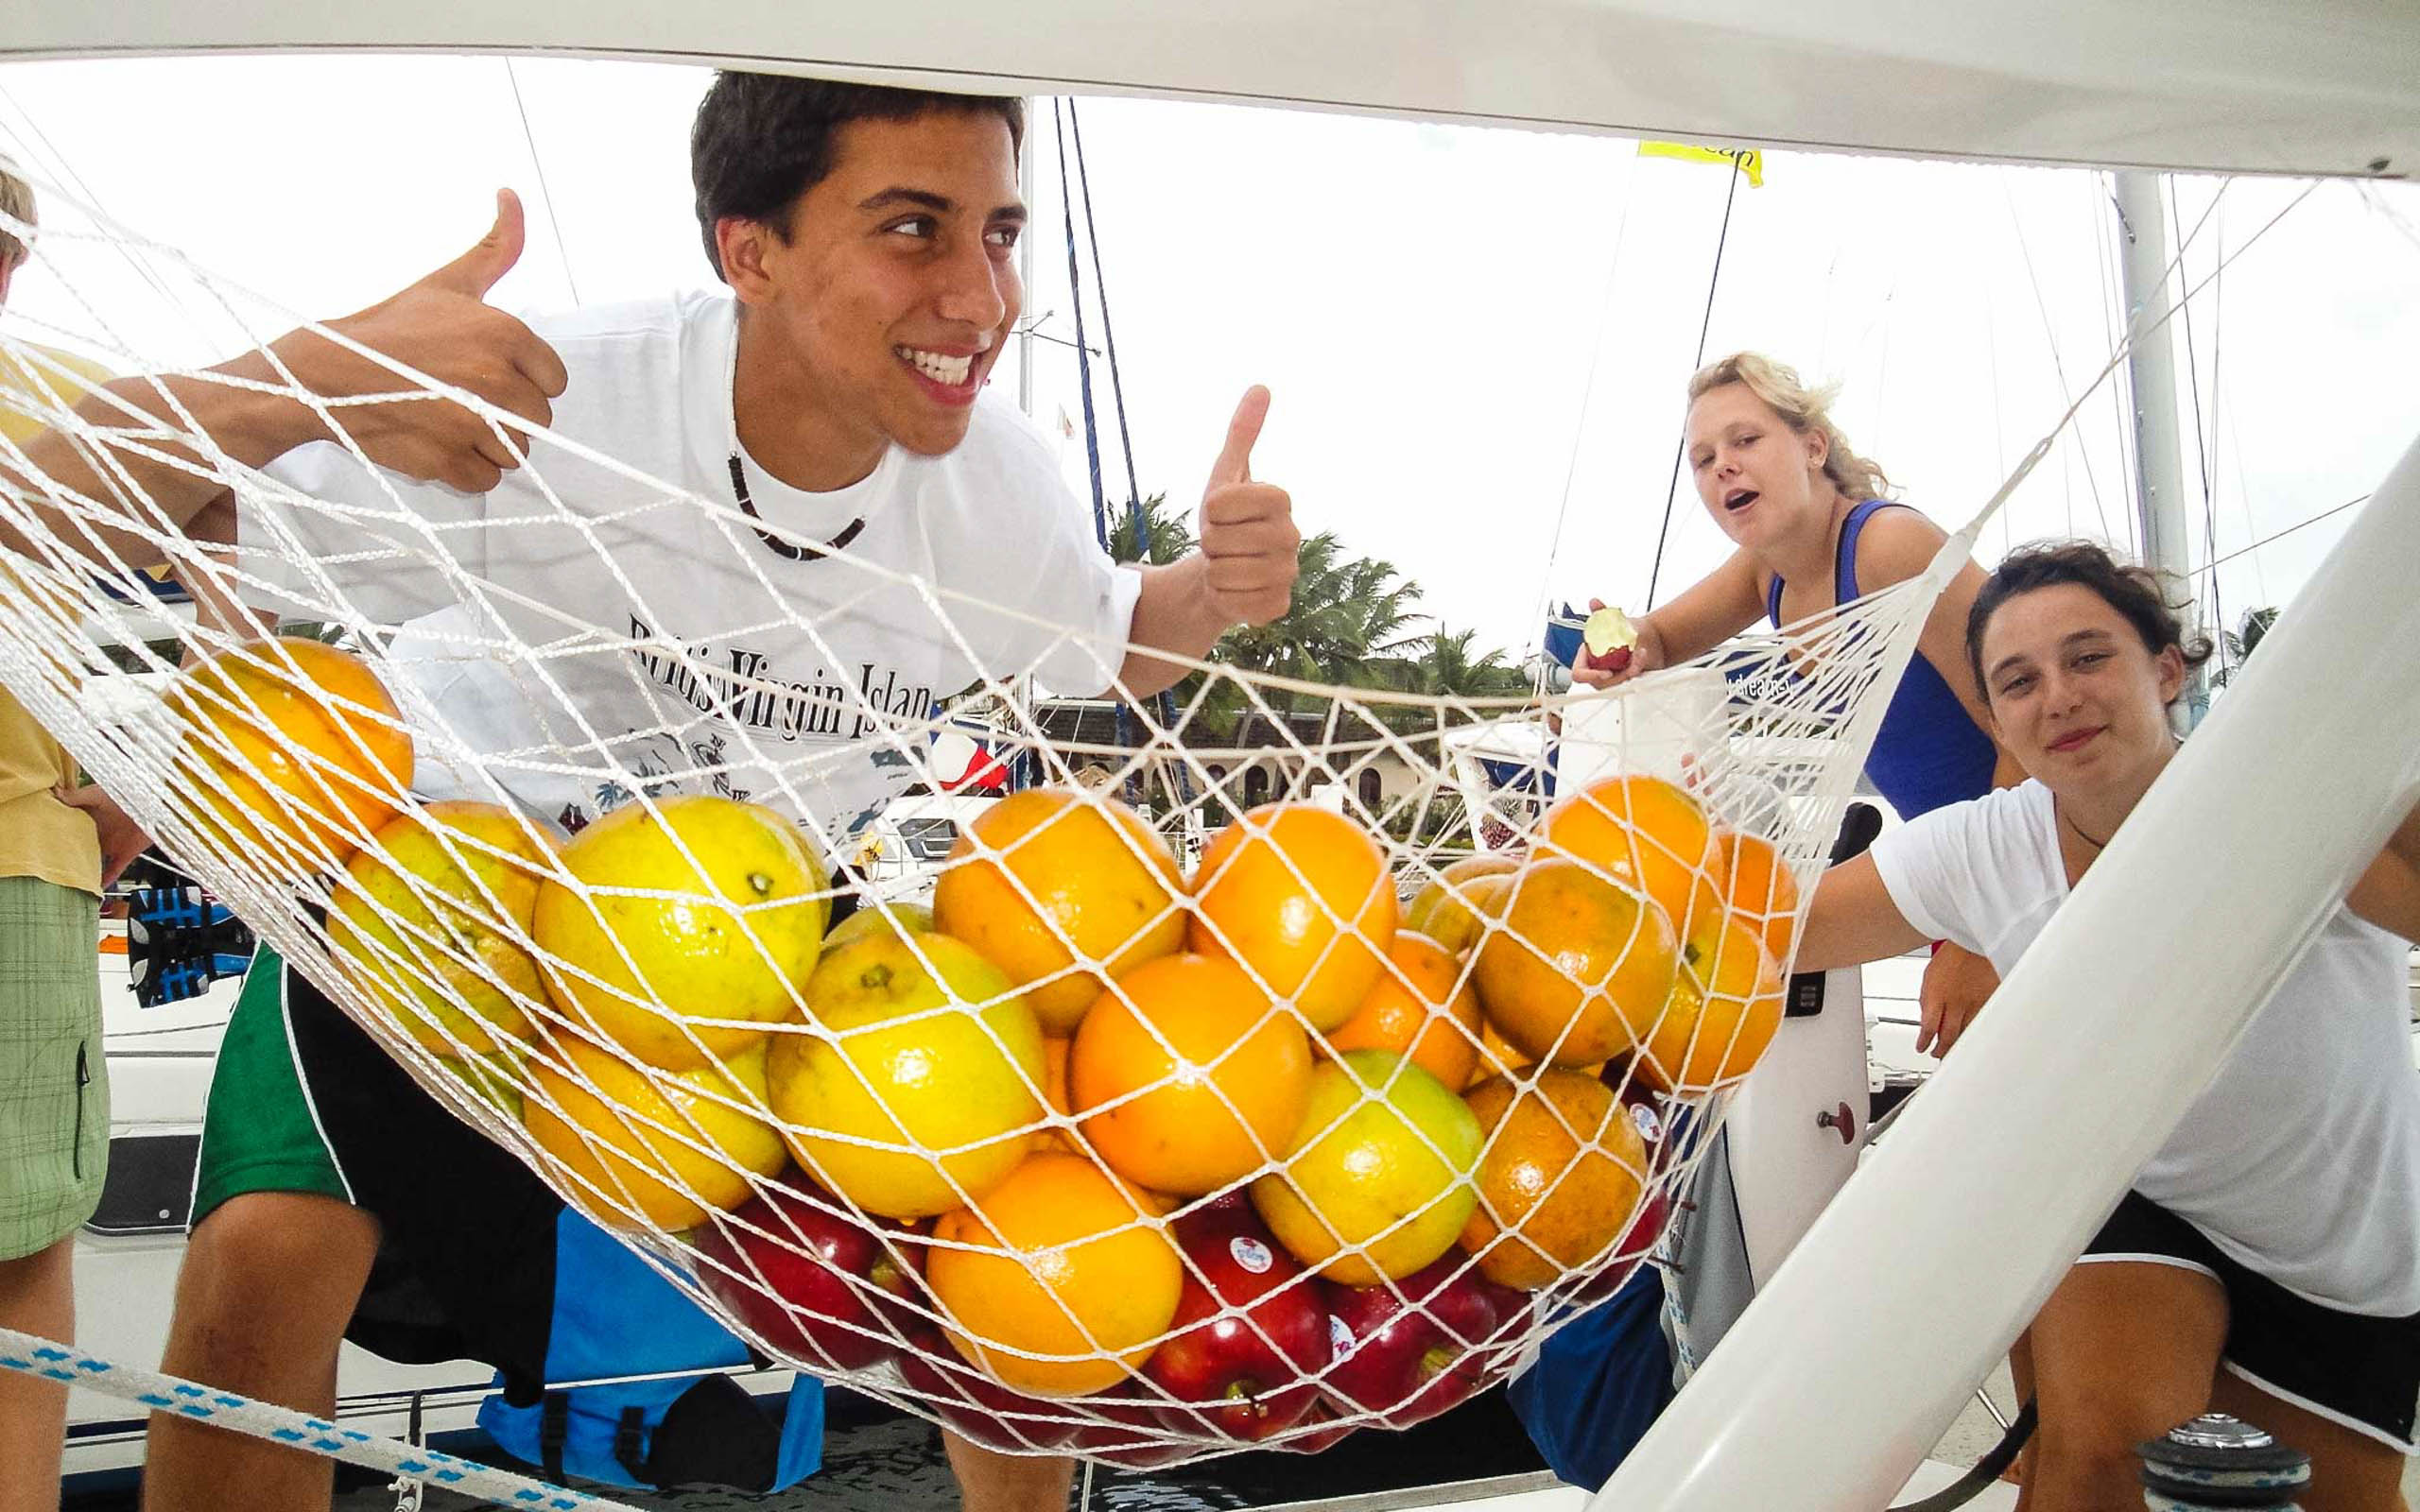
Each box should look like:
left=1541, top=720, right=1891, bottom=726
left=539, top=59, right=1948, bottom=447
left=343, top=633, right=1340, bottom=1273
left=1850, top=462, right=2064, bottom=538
left=274, top=189, right=571, bottom=493
left=1197, top=386, right=1298, bottom=628
left=422, top=186, right=531, bottom=301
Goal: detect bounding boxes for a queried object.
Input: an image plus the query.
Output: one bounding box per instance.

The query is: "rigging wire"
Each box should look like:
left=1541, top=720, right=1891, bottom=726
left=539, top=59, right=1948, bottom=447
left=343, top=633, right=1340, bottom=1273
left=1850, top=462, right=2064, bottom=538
left=501, top=59, right=581, bottom=304
left=2001, top=171, right=2114, bottom=544
left=2169, top=176, right=2227, bottom=675
left=1523, top=145, right=1641, bottom=689
left=1644, top=153, right=1746, bottom=610
left=2195, top=493, right=2365, bottom=575
left=1049, top=99, right=1111, bottom=554
left=1053, top=99, right=1185, bottom=796
left=1066, top=101, right=1145, bottom=543
left=2096, top=173, right=2138, bottom=554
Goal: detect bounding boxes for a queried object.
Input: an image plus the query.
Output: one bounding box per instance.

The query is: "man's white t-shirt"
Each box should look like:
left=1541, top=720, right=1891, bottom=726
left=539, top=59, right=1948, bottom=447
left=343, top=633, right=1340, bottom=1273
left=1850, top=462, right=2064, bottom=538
left=237, top=291, right=1140, bottom=844
left=1870, top=780, right=2420, bottom=1315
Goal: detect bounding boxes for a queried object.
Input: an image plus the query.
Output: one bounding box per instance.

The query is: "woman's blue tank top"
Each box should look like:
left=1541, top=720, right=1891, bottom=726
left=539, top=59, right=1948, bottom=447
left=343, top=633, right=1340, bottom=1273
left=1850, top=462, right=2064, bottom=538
left=1766, top=499, right=1997, bottom=818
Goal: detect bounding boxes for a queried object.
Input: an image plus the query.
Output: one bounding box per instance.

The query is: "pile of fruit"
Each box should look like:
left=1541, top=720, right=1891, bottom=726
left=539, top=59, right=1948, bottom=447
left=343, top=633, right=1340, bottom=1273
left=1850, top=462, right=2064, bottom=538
left=165, top=635, right=1803, bottom=1460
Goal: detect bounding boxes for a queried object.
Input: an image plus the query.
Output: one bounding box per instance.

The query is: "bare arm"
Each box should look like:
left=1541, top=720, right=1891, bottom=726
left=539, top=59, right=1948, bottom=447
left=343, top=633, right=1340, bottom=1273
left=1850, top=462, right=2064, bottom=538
left=1797, top=852, right=1932, bottom=972
left=1119, top=387, right=1300, bottom=699
left=2346, top=799, right=2420, bottom=943
left=1647, top=547, right=1770, bottom=664
left=0, top=191, right=566, bottom=572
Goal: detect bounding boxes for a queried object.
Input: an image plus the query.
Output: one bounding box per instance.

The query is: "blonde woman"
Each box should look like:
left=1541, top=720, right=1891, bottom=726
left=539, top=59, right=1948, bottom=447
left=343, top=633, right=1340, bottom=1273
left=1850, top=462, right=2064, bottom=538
left=1581, top=352, right=2020, bottom=1053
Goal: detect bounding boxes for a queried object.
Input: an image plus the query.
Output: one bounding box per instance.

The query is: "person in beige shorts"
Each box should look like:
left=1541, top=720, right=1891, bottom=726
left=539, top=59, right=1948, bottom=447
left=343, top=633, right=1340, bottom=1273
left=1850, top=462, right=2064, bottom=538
left=0, top=158, right=150, bottom=1512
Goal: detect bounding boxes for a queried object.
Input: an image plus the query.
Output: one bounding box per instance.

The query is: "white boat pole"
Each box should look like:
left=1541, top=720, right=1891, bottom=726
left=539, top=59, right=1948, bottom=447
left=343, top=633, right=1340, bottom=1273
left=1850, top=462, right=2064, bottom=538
left=1596, top=432, right=2420, bottom=1512
left=2115, top=169, right=2204, bottom=730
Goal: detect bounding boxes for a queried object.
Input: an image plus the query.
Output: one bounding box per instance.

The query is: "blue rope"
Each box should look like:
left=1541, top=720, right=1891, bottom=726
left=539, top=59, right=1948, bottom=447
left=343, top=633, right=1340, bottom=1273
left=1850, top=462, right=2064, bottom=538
left=1060, top=99, right=1188, bottom=795
left=0, top=1326, right=639, bottom=1511
left=1052, top=98, right=1111, bottom=556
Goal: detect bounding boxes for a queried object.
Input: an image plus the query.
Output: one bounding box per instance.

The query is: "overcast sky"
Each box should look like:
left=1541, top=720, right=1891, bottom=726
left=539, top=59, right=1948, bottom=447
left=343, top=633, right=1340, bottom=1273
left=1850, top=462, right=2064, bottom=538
left=5, top=53, right=2415, bottom=665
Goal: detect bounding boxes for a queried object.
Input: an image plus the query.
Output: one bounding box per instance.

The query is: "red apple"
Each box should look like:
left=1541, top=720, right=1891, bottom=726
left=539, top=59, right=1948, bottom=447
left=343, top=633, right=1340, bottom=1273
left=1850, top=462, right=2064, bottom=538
left=893, top=1328, right=1086, bottom=1452
left=1322, top=1258, right=1530, bottom=1427
left=1067, top=1387, right=1197, bottom=1469
left=693, top=1184, right=926, bottom=1373
left=1270, top=1403, right=1359, bottom=1454
left=1143, top=1194, right=1332, bottom=1441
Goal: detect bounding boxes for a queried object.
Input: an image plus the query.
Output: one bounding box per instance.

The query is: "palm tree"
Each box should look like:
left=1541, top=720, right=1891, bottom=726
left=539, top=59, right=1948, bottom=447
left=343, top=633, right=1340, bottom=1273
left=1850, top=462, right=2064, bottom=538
left=1105, top=492, right=1196, bottom=567
left=1393, top=625, right=1527, bottom=700
left=2214, top=606, right=2279, bottom=687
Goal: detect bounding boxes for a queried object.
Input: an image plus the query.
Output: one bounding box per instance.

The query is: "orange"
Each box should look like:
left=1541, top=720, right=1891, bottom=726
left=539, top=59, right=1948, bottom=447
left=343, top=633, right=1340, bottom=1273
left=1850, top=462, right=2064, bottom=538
left=933, top=788, right=1185, bottom=1035
left=525, top=1039, right=787, bottom=1232
left=1033, top=1036, right=1080, bottom=1154
left=1539, top=775, right=1725, bottom=940
left=769, top=930, right=1045, bottom=1219
left=1403, top=855, right=1519, bottom=955
left=1189, top=802, right=1396, bottom=1032
left=1466, top=1020, right=1606, bottom=1089
left=1458, top=1070, right=1650, bottom=1290
left=1716, top=830, right=1801, bottom=967
left=1468, top=1020, right=1534, bottom=1089
left=1639, top=912, right=1784, bottom=1093
left=1071, top=953, right=1311, bottom=1195
left=167, top=637, right=413, bottom=870
left=929, top=1153, right=1183, bottom=1396
left=328, top=800, right=558, bottom=1057
left=533, top=796, right=828, bottom=1070
left=1329, top=932, right=1483, bottom=1092
left=1472, top=859, right=1679, bottom=1067
left=1250, top=1049, right=1483, bottom=1284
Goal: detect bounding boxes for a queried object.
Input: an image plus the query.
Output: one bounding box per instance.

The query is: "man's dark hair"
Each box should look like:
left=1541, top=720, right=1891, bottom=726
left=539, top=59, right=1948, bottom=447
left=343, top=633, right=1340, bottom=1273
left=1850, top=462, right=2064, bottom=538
left=1965, top=540, right=2214, bottom=699
left=690, top=74, right=1025, bottom=281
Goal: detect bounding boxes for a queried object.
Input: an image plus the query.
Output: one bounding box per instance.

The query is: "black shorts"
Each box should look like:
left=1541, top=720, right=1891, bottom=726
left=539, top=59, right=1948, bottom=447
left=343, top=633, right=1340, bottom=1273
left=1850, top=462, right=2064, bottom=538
left=194, top=950, right=565, bottom=1395
left=194, top=876, right=869, bottom=1397
left=2083, top=1190, right=2420, bottom=1452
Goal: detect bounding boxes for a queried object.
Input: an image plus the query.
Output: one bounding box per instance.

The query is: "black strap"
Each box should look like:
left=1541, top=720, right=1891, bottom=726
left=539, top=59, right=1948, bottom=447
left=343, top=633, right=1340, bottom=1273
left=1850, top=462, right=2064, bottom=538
left=728, top=453, right=864, bottom=561
left=537, top=1394, right=569, bottom=1484
left=1887, top=1400, right=2036, bottom=1512
left=613, top=1406, right=650, bottom=1481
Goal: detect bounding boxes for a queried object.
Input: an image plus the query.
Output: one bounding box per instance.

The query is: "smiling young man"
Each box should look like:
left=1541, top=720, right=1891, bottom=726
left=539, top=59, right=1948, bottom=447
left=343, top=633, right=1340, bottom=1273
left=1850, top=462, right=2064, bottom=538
left=0, top=75, right=1298, bottom=1510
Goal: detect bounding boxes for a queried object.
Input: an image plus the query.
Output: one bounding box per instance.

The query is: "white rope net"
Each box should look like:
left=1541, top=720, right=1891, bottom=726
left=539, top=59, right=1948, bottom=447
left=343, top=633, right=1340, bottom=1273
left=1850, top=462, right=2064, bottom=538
left=0, top=170, right=1950, bottom=1468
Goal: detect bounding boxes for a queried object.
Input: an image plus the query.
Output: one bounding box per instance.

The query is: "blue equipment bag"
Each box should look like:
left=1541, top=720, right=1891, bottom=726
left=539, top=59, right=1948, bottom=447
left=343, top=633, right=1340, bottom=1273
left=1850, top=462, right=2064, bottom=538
left=476, top=1210, right=824, bottom=1492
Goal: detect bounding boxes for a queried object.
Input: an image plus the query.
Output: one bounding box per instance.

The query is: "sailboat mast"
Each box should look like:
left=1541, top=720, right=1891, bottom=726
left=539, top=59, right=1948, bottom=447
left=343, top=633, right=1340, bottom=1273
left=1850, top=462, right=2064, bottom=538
left=2114, top=169, right=2204, bottom=730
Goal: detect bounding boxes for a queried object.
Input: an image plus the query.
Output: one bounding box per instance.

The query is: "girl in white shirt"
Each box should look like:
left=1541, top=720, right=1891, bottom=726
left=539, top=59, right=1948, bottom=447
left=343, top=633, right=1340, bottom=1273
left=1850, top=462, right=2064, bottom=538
left=1799, top=541, right=2420, bottom=1512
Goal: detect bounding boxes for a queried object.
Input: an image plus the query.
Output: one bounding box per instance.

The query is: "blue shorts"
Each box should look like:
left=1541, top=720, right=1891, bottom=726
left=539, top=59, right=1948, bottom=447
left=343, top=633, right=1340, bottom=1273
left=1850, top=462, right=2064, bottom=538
left=1506, top=1264, right=1675, bottom=1491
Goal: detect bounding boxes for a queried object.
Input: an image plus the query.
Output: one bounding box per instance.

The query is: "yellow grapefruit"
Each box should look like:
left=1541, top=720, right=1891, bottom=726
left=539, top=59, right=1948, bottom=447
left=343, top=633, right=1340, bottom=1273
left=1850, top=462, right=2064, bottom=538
left=532, top=795, right=827, bottom=1070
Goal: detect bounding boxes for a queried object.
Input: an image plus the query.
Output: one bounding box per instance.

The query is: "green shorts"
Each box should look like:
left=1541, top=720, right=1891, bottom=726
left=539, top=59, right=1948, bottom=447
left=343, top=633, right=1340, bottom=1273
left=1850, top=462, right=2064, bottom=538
left=193, top=947, right=564, bottom=1381
left=189, top=948, right=351, bottom=1228
left=0, top=875, right=108, bottom=1261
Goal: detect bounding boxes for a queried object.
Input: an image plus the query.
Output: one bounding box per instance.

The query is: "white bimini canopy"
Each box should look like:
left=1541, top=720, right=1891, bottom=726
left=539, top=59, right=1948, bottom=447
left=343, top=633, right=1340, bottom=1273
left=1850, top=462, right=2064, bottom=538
left=4, top=0, right=2417, bottom=178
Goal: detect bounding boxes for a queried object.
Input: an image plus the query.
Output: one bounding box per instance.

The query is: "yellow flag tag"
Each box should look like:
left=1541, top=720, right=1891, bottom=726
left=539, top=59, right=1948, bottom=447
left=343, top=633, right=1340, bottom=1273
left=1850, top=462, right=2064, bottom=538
left=1637, top=141, right=1765, bottom=188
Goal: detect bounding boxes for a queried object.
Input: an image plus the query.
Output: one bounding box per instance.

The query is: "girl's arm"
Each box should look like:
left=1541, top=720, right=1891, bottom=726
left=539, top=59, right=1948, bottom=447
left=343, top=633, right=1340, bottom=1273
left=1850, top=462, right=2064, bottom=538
left=2346, top=799, right=2420, bottom=943
left=1796, top=852, right=1932, bottom=973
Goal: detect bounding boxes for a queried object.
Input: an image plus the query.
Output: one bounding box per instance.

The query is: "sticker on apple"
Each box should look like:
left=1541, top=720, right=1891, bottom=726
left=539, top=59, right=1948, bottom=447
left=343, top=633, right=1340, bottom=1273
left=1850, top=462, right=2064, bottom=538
left=1229, top=1236, right=1274, bottom=1275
